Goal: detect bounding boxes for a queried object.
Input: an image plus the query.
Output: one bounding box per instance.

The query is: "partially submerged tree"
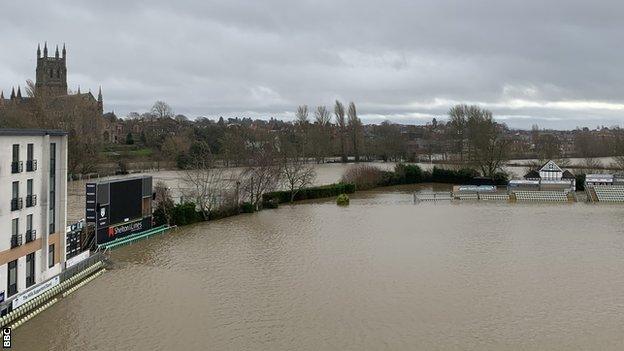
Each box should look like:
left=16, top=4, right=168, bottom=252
left=182, top=142, right=228, bottom=220
left=347, top=102, right=362, bottom=162
left=281, top=160, right=317, bottom=202
left=153, top=181, right=175, bottom=225
left=240, top=147, right=282, bottom=210
left=334, top=100, right=347, bottom=162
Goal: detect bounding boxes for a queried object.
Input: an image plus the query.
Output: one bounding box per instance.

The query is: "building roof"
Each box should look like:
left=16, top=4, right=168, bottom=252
left=561, top=170, right=575, bottom=179
left=0, top=128, right=67, bottom=136
left=524, top=170, right=540, bottom=179
left=539, top=160, right=563, bottom=173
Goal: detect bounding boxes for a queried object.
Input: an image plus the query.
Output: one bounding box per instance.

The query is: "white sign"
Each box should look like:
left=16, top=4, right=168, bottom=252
left=12, top=276, right=60, bottom=309
left=65, top=251, right=90, bottom=269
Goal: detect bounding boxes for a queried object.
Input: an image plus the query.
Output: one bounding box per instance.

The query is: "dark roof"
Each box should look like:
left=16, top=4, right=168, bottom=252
left=0, top=128, right=67, bottom=136
left=524, top=170, right=540, bottom=179
left=562, top=170, right=575, bottom=179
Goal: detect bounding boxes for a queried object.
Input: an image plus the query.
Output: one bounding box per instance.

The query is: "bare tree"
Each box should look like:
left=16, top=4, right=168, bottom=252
left=153, top=181, right=175, bottom=225
left=281, top=161, right=317, bottom=202
left=313, top=105, right=332, bottom=163
left=295, top=105, right=309, bottom=160
left=240, top=148, right=282, bottom=210
left=314, top=105, right=331, bottom=126
left=334, top=100, right=347, bottom=162
left=347, top=102, right=362, bottom=162
left=182, top=143, right=227, bottom=220
left=296, top=105, right=309, bottom=125
left=151, top=100, right=174, bottom=119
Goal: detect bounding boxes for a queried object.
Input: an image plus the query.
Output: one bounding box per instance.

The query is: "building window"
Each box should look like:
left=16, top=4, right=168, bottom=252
left=48, top=244, right=55, bottom=268
left=26, top=179, right=36, bottom=207
left=49, top=143, right=56, bottom=234
left=26, top=214, right=36, bottom=243
left=7, top=260, right=17, bottom=297
left=11, top=181, right=21, bottom=211
left=12, top=181, right=18, bottom=199
left=11, top=144, right=21, bottom=173
left=12, top=144, right=19, bottom=163
left=26, top=143, right=36, bottom=171
left=11, top=218, right=22, bottom=248
left=26, top=253, right=35, bottom=288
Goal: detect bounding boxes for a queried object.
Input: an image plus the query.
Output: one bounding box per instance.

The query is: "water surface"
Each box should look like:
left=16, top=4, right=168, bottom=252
left=16, top=185, right=624, bottom=350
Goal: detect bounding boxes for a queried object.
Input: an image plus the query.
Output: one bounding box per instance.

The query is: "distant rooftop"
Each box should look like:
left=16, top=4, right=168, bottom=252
left=0, top=128, right=67, bottom=136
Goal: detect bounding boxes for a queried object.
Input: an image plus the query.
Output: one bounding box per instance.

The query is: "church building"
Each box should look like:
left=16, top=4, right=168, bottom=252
left=0, top=43, right=104, bottom=136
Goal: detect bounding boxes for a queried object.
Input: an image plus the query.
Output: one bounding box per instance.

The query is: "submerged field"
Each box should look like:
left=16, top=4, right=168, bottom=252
left=15, top=184, right=624, bottom=350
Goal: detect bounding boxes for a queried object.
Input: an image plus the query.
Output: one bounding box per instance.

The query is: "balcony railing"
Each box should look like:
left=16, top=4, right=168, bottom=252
left=11, top=234, right=22, bottom=249
left=26, top=159, right=37, bottom=172
left=26, top=194, right=37, bottom=208
left=11, top=161, right=23, bottom=174
left=26, top=229, right=37, bottom=243
left=10, top=197, right=23, bottom=211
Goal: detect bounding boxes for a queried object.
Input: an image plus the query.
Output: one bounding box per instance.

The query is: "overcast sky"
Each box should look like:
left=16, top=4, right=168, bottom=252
left=2, top=1, right=624, bottom=129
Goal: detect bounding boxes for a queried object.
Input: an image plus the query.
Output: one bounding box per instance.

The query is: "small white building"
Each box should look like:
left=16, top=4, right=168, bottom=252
left=0, top=129, right=68, bottom=303
left=511, top=160, right=576, bottom=192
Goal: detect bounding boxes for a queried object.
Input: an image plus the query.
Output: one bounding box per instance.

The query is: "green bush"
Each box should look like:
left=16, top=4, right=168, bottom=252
left=209, top=206, right=240, bottom=220
left=388, top=163, right=425, bottom=185
left=262, top=183, right=356, bottom=206
left=426, top=167, right=479, bottom=184
left=240, top=202, right=255, bottom=213
left=492, top=172, right=510, bottom=185
left=576, top=174, right=586, bottom=191
left=170, top=202, right=202, bottom=226
left=336, top=193, right=350, bottom=206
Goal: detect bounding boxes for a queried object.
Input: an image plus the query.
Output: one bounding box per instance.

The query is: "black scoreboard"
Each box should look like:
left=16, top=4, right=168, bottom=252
left=86, top=176, right=153, bottom=245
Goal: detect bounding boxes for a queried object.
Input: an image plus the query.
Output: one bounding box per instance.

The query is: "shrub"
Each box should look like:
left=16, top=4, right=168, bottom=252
left=262, top=183, right=356, bottom=206
left=340, top=165, right=384, bottom=190
left=492, top=172, right=510, bottom=185
left=575, top=174, right=586, bottom=191
left=170, top=202, right=202, bottom=226
left=427, top=167, right=478, bottom=184
left=240, top=202, right=255, bottom=213
left=336, top=194, right=350, bottom=206
left=392, top=163, right=424, bottom=185
left=209, top=206, right=240, bottom=220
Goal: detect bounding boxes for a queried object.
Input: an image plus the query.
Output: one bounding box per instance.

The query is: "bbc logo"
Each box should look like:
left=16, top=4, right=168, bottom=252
left=2, top=328, right=10, bottom=349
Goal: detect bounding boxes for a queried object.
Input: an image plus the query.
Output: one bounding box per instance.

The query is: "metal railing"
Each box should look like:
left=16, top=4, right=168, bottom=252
left=10, top=198, right=23, bottom=211
left=10, top=234, right=22, bottom=249
left=25, top=195, right=37, bottom=208
left=59, top=251, right=106, bottom=284
left=25, top=230, right=36, bottom=243
left=11, top=161, right=23, bottom=174
left=26, top=159, right=37, bottom=172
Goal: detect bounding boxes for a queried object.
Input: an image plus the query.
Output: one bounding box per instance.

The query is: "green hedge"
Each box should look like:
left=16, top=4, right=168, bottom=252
left=262, top=183, right=356, bottom=206
left=171, top=202, right=203, bottom=226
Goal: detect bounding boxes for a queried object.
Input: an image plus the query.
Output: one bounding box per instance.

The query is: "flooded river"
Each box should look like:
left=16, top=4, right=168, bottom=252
left=14, top=184, right=624, bottom=350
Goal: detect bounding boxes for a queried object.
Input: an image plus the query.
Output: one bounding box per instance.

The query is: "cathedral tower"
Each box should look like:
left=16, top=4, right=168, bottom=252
left=35, top=43, right=68, bottom=97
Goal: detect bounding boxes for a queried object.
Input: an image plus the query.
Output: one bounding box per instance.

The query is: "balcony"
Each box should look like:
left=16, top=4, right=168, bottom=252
left=11, top=234, right=23, bottom=249
left=11, top=161, right=23, bottom=174
left=10, top=197, right=23, bottom=211
left=26, top=194, right=37, bottom=207
left=26, top=159, right=37, bottom=172
left=26, top=229, right=37, bottom=243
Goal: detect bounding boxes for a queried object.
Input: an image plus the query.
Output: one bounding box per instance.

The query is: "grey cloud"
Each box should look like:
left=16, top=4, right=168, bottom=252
left=2, top=0, right=624, bottom=129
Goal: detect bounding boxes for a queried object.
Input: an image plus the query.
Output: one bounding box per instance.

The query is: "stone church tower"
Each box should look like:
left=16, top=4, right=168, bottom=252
left=35, top=43, right=68, bottom=97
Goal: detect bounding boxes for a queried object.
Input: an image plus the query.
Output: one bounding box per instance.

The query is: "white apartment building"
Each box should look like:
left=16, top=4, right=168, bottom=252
left=0, top=129, right=67, bottom=303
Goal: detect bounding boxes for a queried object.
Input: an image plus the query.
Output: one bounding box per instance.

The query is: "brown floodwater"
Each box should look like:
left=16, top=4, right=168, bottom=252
left=14, top=184, right=624, bottom=350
